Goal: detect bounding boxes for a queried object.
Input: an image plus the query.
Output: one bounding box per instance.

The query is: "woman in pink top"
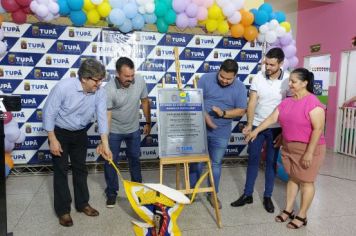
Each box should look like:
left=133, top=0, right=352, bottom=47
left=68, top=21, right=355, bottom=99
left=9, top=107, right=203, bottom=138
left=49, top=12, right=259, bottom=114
left=246, top=68, right=326, bottom=229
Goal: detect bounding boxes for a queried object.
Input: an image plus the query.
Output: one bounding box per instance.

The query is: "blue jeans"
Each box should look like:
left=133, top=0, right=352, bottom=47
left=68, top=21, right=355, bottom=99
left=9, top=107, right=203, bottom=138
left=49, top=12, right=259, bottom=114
left=189, top=136, right=229, bottom=193
left=244, top=127, right=281, bottom=197
left=104, top=129, right=142, bottom=198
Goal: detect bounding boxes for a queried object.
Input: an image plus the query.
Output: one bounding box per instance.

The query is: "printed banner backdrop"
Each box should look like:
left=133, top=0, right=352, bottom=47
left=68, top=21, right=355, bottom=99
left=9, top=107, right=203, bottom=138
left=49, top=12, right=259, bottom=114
left=0, top=22, right=262, bottom=165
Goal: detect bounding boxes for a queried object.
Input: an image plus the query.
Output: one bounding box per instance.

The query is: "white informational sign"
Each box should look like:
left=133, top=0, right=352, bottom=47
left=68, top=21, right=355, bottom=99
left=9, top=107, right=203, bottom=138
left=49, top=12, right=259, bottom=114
left=305, top=54, right=331, bottom=96
left=157, top=88, right=208, bottom=157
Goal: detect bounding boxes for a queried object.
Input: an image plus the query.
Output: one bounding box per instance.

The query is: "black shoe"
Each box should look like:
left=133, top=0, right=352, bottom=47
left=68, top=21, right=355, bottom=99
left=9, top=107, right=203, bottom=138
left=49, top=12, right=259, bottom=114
left=263, top=197, right=275, bottom=213
left=106, top=197, right=116, bottom=208
left=230, top=194, right=253, bottom=207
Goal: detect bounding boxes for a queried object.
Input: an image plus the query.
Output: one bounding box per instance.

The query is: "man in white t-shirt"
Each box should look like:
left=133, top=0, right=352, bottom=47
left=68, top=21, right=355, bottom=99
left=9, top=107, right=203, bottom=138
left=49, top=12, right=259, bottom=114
left=231, top=48, right=290, bottom=213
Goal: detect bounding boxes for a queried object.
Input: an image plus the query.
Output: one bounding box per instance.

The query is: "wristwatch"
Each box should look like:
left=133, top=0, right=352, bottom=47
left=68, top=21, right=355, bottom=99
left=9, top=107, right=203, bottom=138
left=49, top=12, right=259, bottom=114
left=221, top=110, right=226, bottom=118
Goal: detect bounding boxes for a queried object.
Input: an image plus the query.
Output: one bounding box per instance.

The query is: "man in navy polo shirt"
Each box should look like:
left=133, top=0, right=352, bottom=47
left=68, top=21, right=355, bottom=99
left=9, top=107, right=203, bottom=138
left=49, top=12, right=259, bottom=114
left=231, top=48, right=289, bottom=213
left=190, top=59, right=247, bottom=209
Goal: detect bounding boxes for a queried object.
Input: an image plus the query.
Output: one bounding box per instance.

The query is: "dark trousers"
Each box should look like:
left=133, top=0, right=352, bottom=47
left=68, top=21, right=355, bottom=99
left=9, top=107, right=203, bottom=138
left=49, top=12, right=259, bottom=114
left=52, top=127, right=89, bottom=217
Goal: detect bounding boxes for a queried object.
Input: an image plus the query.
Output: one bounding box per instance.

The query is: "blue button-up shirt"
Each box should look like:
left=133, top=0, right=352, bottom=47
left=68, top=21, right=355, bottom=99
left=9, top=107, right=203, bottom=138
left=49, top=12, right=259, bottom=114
left=43, top=77, right=108, bottom=134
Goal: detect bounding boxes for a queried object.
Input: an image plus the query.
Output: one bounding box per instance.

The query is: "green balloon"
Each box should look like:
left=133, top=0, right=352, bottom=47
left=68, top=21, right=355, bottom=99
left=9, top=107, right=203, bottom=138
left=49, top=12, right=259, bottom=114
left=155, top=2, right=168, bottom=18
left=156, top=18, right=169, bottom=33
left=164, top=9, right=176, bottom=25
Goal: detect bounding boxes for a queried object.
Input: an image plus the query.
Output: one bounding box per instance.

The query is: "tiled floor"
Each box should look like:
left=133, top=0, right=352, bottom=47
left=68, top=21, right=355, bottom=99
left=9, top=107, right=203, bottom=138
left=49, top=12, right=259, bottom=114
left=5, top=150, right=356, bottom=236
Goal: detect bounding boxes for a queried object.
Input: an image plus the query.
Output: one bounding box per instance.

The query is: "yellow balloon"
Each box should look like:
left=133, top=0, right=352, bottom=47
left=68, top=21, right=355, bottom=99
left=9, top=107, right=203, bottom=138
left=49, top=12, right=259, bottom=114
left=206, top=19, right=218, bottom=32
left=87, top=9, right=100, bottom=24
left=280, top=21, right=291, bottom=32
left=84, top=0, right=96, bottom=11
left=97, top=2, right=112, bottom=17
left=217, top=20, right=229, bottom=34
left=208, top=4, right=222, bottom=20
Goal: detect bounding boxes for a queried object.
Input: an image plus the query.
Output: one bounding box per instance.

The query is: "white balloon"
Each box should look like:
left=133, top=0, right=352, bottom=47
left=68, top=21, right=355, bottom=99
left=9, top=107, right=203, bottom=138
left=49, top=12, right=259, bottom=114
left=232, top=0, right=244, bottom=10
left=276, top=26, right=286, bottom=37
left=91, top=0, right=103, bottom=5
left=257, top=33, right=265, bottom=43
left=259, top=24, right=268, bottom=34
left=136, top=0, right=145, bottom=5
left=216, top=0, right=228, bottom=7
left=30, top=1, right=39, bottom=12
left=265, top=31, right=277, bottom=44
left=16, top=131, right=26, bottom=144
left=222, top=3, right=235, bottom=18
left=37, top=0, right=49, bottom=5
left=48, top=1, right=59, bottom=14
left=145, top=2, right=155, bottom=14
left=268, top=19, right=279, bottom=30
left=138, top=5, right=145, bottom=14
left=228, top=11, right=241, bottom=24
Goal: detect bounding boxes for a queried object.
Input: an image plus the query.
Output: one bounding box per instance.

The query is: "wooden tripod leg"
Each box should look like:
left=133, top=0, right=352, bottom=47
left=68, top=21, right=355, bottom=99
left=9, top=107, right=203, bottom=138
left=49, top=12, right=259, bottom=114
left=176, top=164, right=181, bottom=190
left=207, top=160, right=222, bottom=228
left=160, top=161, right=163, bottom=184
left=184, top=163, right=190, bottom=193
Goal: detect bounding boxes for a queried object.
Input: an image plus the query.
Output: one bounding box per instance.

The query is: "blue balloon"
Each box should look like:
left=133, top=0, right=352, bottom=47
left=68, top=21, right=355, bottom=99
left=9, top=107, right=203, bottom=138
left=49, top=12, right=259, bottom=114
left=58, top=0, right=71, bottom=16
left=0, top=2, right=5, bottom=14
left=269, top=12, right=277, bottom=21
left=67, top=0, right=84, bottom=11
left=254, top=10, right=269, bottom=25
left=275, top=11, right=286, bottom=23
left=259, top=3, right=273, bottom=15
left=144, top=13, right=157, bottom=24
left=109, top=0, right=124, bottom=9
left=70, top=10, right=87, bottom=26
left=132, top=14, right=145, bottom=30
left=123, top=2, right=138, bottom=19
left=119, top=19, right=133, bottom=33
left=250, top=8, right=258, bottom=16
left=109, top=8, right=126, bottom=26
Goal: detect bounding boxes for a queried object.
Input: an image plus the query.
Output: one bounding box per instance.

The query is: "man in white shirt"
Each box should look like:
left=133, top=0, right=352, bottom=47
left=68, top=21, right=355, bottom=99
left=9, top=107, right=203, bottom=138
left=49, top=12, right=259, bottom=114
left=231, top=48, right=289, bottom=213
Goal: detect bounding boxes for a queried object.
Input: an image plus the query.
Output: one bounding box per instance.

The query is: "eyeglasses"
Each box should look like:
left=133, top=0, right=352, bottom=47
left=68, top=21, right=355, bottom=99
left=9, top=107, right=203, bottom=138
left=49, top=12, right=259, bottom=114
left=88, top=77, right=104, bottom=84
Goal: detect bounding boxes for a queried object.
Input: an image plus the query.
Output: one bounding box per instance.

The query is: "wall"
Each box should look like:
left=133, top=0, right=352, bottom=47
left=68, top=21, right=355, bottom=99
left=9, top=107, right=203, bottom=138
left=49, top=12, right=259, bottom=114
left=296, top=0, right=356, bottom=148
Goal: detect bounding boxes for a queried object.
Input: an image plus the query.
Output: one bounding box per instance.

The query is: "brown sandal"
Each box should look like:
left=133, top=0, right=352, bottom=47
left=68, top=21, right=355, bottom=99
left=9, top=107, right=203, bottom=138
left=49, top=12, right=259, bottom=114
left=287, top=216, right=307, bottom=229
left=275, top=210, right=295, bottom=222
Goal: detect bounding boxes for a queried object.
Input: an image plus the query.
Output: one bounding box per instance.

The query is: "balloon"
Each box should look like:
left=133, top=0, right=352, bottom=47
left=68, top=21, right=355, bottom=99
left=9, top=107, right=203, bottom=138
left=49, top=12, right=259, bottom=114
left=0, top=28, right=4, bottom=40
left=268, top=19, right=279, bottom=30
left=16, top=0, right=31, bottom=7
left=254, top=10, right=268, bottom=25
left=5, top=153, right=14, bottom=169
left=36, top=4, right=50, bottom=18
left=118, top=18, right=132, bottom=33
left=192, top=0, right=204, bottom=6
left=205, top=19, right=217, bottom=32
left=87, top=9, right=100, bottom=24
left=164, top=9, right=176, bottom=25
left=156, top=17, right=168, bottom=33
left=203, top=0, right=214, bottom=8
left=16, top=131, right=26, bottom=143
left=258, top=3, right=273, bottom=15
left=283, top=58, right=290, bottom=70
left=109, top=8, right=125, bottom=26
left=196, top=6, right=207, bottom=21
left=172, top=0, right=187, bottom=13
left=0, top=2, right=5, bottom=13
left=276, top=26, right=286, bottom=37
left=222, top=3, right=235, bottom=18
left=57, top=0, right=70, bottom=16
left=176, top=13, right=189, bottom=29
left=265, top=30, right=277, bottom=44
left=280, top=33, right=293, bottom=46
left=275, top=11, right=286, bottom=23
left=48, top=1, right=60, bottom=14
left=240, top=9, right=254, bottom=26
left=228, top=11, right=241, bottom=24
left=207, top=4, right=221, bottom=20
left=233, top=0, right=244, bottom=10
left=144, top=13, right=156, bottom=24
left=230, top=23, right=244, bottom=38
left=83, top=0, right=95, bottom=11
left=280, top=21, right=291, bottom=32
left=217, top=20, right=229, bottom=34
left=97, top=2, right=111, bottom=17
left=257, top=33, right=265, bottom=43
left=188, top=17, right=197, bottom=27
left=243, top=25, right=258, bottom=41
left=12, top=9, right=27, bottom=24
left=259, top=24, right=268, bottom=34
left=124, top=2, right=138, bottom=19
left=144, top=2, right=154, bottom=14
left=5, top=120, right=20, bottom=143
left=132, top=14, right=144, bottom=30
left=154, top=2, right=168, bottom=18
left=4, top=139, right=15, bottom=152
left=109, top=0, right=124, bottom=9
left=91, top=0, right=103, bottom=4
left=67, top=0, right=84, bottom=11
left=283, top=45, right=297, bottom=58
left=1, top=0, right=20, bottom=12
left=185, top=3, right=198, bottom=18
left=289, top=56, right=299, bottom=68
left=69, top=10, right=87, bottom=26
left=0, top=14, right=3, bottom=24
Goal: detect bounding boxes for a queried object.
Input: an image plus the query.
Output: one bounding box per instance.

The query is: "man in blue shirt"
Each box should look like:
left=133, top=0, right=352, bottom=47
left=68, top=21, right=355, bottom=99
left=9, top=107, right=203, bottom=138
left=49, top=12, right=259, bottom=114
left=190, top=59, right=247, bottom=209
left=43, top=58, right=112, bottom=227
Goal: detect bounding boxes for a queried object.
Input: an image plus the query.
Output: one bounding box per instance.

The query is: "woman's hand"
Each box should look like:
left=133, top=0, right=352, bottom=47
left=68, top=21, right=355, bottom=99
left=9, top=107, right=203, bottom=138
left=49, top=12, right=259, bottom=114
left=301, top=151, right=313, bottom=169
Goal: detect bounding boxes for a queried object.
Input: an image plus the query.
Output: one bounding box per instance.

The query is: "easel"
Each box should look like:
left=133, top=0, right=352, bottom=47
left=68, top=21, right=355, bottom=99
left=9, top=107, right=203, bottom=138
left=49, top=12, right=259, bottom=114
left=158, top=48, right=222, bottom=228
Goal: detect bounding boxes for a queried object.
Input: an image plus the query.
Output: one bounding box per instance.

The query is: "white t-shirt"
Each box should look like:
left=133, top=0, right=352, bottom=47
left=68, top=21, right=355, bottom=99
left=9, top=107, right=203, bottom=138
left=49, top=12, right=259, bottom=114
left=250, top=70, right=290, bottom=127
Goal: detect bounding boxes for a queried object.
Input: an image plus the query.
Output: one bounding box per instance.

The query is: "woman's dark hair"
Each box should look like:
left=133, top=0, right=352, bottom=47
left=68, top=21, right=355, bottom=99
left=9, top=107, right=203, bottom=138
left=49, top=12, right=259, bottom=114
left=291, top=68, right=315, bottom=94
